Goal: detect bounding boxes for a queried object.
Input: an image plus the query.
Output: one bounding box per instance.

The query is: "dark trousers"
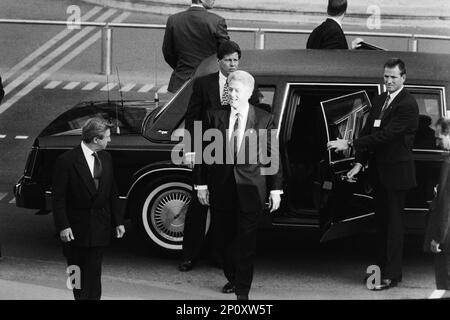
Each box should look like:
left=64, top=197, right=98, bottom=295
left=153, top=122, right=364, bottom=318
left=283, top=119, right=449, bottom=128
left=372, top=176, right=407, bottom=280
left=211, top=179, right=259, bottom=296
left=62, top=244, right=105, bottom=300
left=181, top=191, right=210, bottom=261
left=434, top=253, right=450, bottom=290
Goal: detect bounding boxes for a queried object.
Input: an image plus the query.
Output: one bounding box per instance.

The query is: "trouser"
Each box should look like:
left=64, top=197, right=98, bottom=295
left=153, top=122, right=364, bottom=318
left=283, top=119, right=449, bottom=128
left=434, top=252, right=450, bottom=290
left=211, top=179, right=259, bottom=296
left=62, top=244, right=105, bottom=300
left=181, top=191, right=210, bottom=262
left=372, top=175, right=407, bottom=280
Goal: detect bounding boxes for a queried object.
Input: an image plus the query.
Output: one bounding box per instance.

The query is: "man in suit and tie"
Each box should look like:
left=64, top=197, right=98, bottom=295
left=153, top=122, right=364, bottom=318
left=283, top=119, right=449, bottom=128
left=162, top=0, right=229, bottom=93
left=194, top=70, right=283, bottom=300
left=306, top=0, right=349, bottom=49
left=178, top=40, right=241, bottom=272
left=52, top=117, right=125, bottom=300
left=328, top=58, right=419, bottom=290
left=424, top=117, right=450, bottom=292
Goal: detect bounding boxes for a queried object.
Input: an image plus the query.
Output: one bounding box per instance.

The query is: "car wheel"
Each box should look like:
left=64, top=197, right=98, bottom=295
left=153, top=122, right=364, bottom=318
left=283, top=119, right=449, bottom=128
left=132, top=175, right=210, bottom=253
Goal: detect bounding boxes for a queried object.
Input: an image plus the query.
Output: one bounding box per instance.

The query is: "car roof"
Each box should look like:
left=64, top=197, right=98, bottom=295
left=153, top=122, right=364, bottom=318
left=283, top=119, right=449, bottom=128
left=195, top=49, right=450, bottom=83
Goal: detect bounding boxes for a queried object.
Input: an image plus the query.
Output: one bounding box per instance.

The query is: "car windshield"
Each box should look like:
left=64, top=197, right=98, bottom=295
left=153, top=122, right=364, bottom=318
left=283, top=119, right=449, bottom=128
left=39, top=103, right=153, bottom=137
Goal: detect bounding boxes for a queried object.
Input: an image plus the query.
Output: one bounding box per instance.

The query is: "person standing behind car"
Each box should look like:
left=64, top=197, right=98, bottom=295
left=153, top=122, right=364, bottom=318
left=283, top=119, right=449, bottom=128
left=178, top=40, right=241, bottom=272
left=162, top=0, right=229, bottom=93
left=52, top=117, right=125, bottom=300
left=424, top=117, right=450, bottom=293
left=327, top=58, right=419, bottom=291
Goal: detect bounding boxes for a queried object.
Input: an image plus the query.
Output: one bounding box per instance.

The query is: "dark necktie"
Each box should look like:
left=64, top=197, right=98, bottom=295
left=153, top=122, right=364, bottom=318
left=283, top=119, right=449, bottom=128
left=379, top=94, right=391, bottom=119
left=231, top=113, right=240, bottom=162
left=221, top=80, right=230, bottom=106
left=92, top=152, right=102, bottom=189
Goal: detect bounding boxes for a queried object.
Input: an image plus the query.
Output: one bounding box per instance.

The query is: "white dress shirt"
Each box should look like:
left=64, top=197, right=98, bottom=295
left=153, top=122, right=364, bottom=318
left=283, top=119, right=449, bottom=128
left=228, top=104, right=249, bottom=152
left=385, top=86, right=404, bottom=108
left=81, top=141, right=97, bottom=178
left=219, top=71, right=228, bottom=104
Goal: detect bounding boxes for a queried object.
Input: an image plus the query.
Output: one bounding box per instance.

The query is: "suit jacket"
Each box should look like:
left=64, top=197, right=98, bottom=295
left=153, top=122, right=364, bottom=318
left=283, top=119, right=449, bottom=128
left=424, top=157, right=450, bottom=252
left=194, top=105, right=283, bottom=212
left=52, top=145, right=123, bottom=247
left=162, top=7, right=229, bottom=93
left=354, top=89, right=419, bottom=190
left=306, top=18, right=348, bottom=49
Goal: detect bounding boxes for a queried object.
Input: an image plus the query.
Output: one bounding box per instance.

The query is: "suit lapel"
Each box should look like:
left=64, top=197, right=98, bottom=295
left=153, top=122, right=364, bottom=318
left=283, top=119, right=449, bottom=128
left=74, top=145, right=97, bottom=196
left=383, top=89, right=406, bottom=121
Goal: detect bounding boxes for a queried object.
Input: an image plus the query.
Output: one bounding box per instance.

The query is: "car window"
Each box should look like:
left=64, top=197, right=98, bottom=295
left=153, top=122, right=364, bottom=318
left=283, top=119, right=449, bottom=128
left=406, top=87, right=444, bottom=150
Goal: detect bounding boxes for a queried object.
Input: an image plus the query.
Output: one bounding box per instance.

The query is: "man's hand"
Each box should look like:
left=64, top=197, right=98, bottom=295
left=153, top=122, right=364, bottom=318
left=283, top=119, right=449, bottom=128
left=347, top=163, right=363, bottom=181
left=197, top=189, right=210, bottom=206
left=116, top=225, right=126, bottom=238
left=183, top=153, right=195, bottom=169
left=60, top=228, right=74, bottom=242
left=431, top=239, right=442, bottom=253
left=268, top=193, right=281, bottom=213
left=351, top=37, right=364, bottom=49
left=327, top=138, right=350, bottom=152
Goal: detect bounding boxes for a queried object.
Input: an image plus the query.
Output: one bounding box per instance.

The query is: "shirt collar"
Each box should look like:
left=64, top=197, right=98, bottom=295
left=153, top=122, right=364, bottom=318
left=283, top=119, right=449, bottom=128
left=387, top=86, right=404, bottom=101
left=231, top=103, right=249, bottom=117
left=328, top=16, right=343, bottom=29
left=219, top=71, right=227, bottom=82
left=190, top=3, right=204, bottom=8
left=81, top=141, right=95, bottom=158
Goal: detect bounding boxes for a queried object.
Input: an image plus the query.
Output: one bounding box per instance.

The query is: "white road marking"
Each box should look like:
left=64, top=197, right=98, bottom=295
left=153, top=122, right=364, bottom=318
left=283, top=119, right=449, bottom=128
left=44, top=81, right=62, bottom=89
left=138, top=84, right=154, bottom=93
left=157, top=85, right=168, bottom=94
left=15, top=136, right=29, bottom=139
left=120, top=83, right=136, bottom=92
left=429, top=290, right=446, bottom=299
left=0, top=135, right=6, bottom=138
left=82, top=82, right=99, bottom=90
left=0, top=11, right=129, bottom=115
left=100, top=83, right=117, bottom=91
left=2, top=6, right=103, bottom=82
left=0, top=193, right=7, bottom=201
left=9, top=198, right=16, bottom=204
left=63, top=82, right=80, bottom=90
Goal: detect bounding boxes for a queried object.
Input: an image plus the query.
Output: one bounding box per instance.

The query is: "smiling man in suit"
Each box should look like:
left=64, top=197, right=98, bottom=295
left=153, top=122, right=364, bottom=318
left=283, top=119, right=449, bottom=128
left=162, top=0, right=229, bottom=93
left=52, top=117, right=125, bottom=300
left=194, top=70, right=283, bottom=300
left=328, top=58, right=419, bottom=290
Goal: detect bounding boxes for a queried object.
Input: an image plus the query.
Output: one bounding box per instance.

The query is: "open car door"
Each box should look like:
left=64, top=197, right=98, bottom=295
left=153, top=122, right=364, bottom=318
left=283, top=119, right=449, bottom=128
left=318, top=91, right=375, bottom=242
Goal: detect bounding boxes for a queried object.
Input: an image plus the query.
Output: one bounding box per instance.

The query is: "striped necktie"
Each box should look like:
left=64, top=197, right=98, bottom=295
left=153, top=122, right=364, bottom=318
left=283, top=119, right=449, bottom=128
left=92, top=152, right=102, bottom=189
left=221, top=80, right=230, bottom=106
left=379, top=94, right=391, bottom=119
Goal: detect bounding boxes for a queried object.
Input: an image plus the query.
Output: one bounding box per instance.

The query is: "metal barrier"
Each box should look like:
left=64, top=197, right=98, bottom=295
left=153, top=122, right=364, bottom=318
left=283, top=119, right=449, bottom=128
left=1, top=19, right=450, bottom=75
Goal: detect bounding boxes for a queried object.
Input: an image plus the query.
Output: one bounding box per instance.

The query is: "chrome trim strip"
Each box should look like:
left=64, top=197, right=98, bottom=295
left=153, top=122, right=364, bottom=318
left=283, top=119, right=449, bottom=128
left=340, top=212, right=375, bottom=223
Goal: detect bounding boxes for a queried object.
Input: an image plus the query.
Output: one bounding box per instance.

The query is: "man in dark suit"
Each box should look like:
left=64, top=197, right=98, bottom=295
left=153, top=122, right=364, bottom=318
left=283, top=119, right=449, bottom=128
left=424, top=117, right=450, bottom=291
left=194, top=70, right=283, bottom=300
left=328, top=58, right=419, bottom=290
left=52, top=117, right=125, bottom=300
left=162, top=0, right=229, bottom=93
left=306, top=0, right=348, bottom=49
left=178, top=40, right=241, bottom=272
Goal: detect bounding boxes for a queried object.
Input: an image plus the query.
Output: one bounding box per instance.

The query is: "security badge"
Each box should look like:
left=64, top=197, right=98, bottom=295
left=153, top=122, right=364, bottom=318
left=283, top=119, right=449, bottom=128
left=373, top=119, right=381, bottom=127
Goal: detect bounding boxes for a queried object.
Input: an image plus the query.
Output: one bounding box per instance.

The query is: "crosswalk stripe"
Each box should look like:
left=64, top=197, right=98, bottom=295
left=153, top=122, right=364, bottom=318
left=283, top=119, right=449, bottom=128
left=82, top=82, right=99, bottom=90
left=15, top=136, right=29, bottom=139
left=0, top=135, right=6, bottom=138
left=100, top=83, right=117, bottom=91
left=157, top=85, right=168, bottom=94
left=9, top=198, right=16, bottom=204
left=2, top=6, right=103, bottom=82
left=0, top=193, right=7, bottom=201
left=0, top=11, right=130, bottom=115
left=44, top=80, right=62, bottom=89
left=120, top=83, right=136, bottom=92
left=138, top=84, right=154, bottom=93
left=429, top=290, right=446, bottom=299
left=63, top=82, right=80, bottom=90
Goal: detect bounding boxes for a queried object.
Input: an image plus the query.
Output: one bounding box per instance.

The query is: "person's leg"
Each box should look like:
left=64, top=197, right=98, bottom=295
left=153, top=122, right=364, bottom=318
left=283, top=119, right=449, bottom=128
left=372, top=180, right=388, bottom=272
left=434, top=253, right=450, bottom=290
left=62, top=244, right=85, bottom=300
left=85, top=246, right=105, bottom=300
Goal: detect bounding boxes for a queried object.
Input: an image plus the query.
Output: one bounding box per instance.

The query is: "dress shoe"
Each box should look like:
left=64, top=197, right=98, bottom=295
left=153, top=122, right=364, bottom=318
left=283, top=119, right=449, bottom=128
left=178, top=260, right=194, bottom=272
left=237, top=294, right=248, bottom=300
left=222, top=282, right=235, bottom=294
left=371, top=278, right=400, bottom=291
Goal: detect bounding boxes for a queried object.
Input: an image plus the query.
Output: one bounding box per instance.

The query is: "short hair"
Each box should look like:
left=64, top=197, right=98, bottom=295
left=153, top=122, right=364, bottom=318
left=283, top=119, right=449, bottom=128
left=384, top=58, right=406, bottom=76
left=436, top=117, right=450, bottom=135
left=327, top=0, right=347, bottom=16
left=227, top=70, right=255, bottom=92
left=217, top=40, right=242, bottom=60
left=81, top=117, right=112, bottom=143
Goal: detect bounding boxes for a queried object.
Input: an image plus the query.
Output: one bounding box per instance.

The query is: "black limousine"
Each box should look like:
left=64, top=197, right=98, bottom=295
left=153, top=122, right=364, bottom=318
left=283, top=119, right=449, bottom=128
left=14, top=49, right=450, bottom=253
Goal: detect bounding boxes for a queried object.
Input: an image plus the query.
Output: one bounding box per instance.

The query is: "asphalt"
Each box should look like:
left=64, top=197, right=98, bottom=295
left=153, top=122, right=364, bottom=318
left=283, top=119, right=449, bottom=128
left=81, top=0, right=450, bottom=27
